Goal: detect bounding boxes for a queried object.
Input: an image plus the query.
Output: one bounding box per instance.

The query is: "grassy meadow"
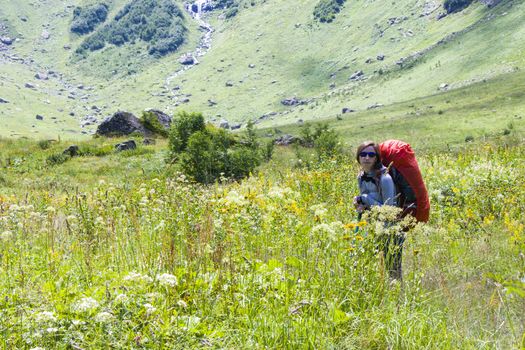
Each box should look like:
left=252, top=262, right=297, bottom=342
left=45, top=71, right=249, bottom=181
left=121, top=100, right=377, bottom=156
left=0, top=135, right=524, bottom=348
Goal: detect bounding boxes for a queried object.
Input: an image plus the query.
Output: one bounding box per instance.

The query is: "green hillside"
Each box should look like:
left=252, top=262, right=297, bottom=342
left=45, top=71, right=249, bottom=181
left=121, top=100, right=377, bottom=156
left=0, top=0, right=523, bottom=140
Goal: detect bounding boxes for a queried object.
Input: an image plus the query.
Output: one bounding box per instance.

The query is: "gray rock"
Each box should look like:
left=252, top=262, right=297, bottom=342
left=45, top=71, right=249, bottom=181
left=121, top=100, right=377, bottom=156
left=143, top=138, right=156, bottom=145
left=248, top=64, right=255, bottom=68
left=436, top=12, right=447, bottom=20
left=115, top=140, right=137, bottom=152
left=350, top=70, right=364, bottom=81
left=25, top=82, right=36, bottom=89
left=0, top=36, right=13, bottom=45
left=35, top=72, right=48, bottom=80
left=0, top=97, right=8, bottom=103
left=274, top=134, right=297, bottom=146
left=281, top=97, right=306, bottom=106
left=208, top=99, right=217, bottom=106
left=144, top=108, right=172, bottom=129
left=96, top=111, right=147, bottom=137
left=41, top=30, right=50, bottom=40
left=179, top=54, right=196, bottom=65
left=225, top=81, right=234, bottom=87
left=342, top=107, right=355, bottom=114
left=439, top=83, right=449, bottom=90
left=230, top=123, right=241, bottom=130
left=63, top=145, right=79, bottom=157
left=36, top=114, right=44, bottom=120
left=63, top=44, right=71, bottom=50
left=365, top=58, right=373, bottom=64
left=377, top=54, right=385, bottom=61
left=219, top=119, right=229, bottom=129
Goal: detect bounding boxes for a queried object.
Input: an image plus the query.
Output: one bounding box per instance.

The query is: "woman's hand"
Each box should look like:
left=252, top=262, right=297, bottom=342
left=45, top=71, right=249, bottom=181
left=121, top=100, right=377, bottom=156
left=354, top=196, right=365, bottom=213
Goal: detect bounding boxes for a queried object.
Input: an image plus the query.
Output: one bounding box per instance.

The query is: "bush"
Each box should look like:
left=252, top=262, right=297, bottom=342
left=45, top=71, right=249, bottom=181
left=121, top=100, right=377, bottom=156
left=313, top=0, right=345, bottom=23
left=443, top=0, right=473, bottom=13
left=46, top=153, right=70, bottom=166
left=71, top=3, right=108, bottom=35
left=38, top=140, right=52, bottom=150
left=141, top=111, right=169, bottom=137
left=78, top=0, right=186, bottom=57
left=168, top=112, right=267, bottom=184
left=168, top=111, right=206, bottom=155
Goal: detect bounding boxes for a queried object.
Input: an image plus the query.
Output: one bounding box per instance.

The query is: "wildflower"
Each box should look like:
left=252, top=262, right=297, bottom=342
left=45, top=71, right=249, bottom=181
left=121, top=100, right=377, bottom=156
left=312, top=223, right=337, bottom=241
left=343, top=223, right=356, bottom=230
left=72, top=297, right=99, bottom=313
left=309, top=204, right=327, bottom=217
left=34, top=311, right=57, bottom=323
left=94, top=311, right=114, bottom=323
left=45, top=206, right=55, bottom=213
left=0, top=231, right=13, bottom=240
left=123, top=271, right=153, bottom=284
left=46, top=328, right=58, bottom=333
left=177, top=300, right=188, bottom=308
left=30, top=347, right=46, bottom=350
left=114, top=294, right=128, bottom=303
left=143, top=303, right=157, bottom=315
left=156, top=273, right=178, bottom=287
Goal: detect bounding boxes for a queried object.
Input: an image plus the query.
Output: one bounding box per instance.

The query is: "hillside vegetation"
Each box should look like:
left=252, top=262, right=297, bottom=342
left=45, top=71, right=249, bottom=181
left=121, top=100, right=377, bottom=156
left=0, top=0, right=524, bottom=139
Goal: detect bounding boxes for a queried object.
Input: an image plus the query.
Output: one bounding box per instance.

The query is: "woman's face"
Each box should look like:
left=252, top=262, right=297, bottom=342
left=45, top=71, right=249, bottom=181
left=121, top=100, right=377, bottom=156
left=359, top=145, right=377, bottom=172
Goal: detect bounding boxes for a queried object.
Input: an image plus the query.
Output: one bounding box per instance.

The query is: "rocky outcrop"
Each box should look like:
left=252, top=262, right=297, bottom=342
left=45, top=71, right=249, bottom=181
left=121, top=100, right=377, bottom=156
left=274, top=134, right=297, bottom=146
left=281, top=97, right=307, bottom=106
left=35, top=72, right=48, bottom=80
left=0, top=97, right=8, bottom=103
left=96, top=111, right=147, bottom=137
left=144, top=108, right=172, bottom=129
left=0, top=36, right=13, bottom=45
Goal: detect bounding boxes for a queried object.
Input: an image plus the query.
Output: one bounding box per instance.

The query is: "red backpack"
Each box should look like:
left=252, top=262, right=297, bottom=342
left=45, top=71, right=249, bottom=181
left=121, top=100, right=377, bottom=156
left=379, top=140, right=430, bottom=222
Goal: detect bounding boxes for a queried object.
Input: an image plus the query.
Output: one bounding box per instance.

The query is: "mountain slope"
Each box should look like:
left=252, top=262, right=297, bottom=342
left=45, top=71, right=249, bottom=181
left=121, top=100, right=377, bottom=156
left=0, top=0, right=524, bottom=139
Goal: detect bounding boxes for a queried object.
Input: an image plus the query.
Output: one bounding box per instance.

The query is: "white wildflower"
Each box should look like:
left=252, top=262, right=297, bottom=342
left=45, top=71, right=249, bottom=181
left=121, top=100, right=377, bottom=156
left=223, top=190, right=247, bottom=206
left=72, top=297, right=99, bottom=313
left=114, top=294, right=128, bottom=303
left=94, top=311, right=114, bottom=323
left=1, top=231, right=13, bottom=240
left=30, top=347, right=46, bottom=350
left=177, top=300, right=188, bottom=308
left=123, top=271, right=153, bottom=284
left=45, top=206, right=55, bottom=213
left=46, top=327, right=58, bottom=333
left=309, top=203, right=327, bottom=217
left=157, top=273, right=178, bottom=287
left=143, top=303, right=157, bottom=315
left=34, top=311, right=56, bottom=323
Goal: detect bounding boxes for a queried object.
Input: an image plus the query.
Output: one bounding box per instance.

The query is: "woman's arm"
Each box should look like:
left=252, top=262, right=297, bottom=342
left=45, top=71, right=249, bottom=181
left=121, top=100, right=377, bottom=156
left=380, top=174, right=396, bottom=206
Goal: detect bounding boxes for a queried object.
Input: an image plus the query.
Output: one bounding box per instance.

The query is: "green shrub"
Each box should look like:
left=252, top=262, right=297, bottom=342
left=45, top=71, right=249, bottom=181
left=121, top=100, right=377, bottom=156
left=46, top=153, right=70, bottom=166
left=78, top=144, right=114, bottom=157
left=313, top=0, right=345, bottom=23
left=168, top=111, right=206, bottom=156
left=169, top=113, right=267, bottom=184
left=37, top=140, right=52, bottom=150
left=443, top=0, right=473, bottom=13
left=141, top=111, right=169, bottom=137
left=77, top=0, right=186, bottom=57
left=71, top=3, right=108, bottom=35
left=314, top=127, right=341, bottom=159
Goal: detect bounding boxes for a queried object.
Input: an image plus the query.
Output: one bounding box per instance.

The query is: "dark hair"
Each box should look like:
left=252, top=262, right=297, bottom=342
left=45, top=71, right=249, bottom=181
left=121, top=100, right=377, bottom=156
left=356, top=141, right=382, bottom=169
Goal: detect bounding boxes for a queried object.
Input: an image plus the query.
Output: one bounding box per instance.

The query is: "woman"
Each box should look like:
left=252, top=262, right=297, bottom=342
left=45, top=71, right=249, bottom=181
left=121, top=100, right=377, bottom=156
left=354, top=141, right=403, bottom=280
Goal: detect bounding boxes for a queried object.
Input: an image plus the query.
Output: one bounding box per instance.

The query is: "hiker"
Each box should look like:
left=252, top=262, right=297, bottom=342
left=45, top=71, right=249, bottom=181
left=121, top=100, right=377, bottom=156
left=353, top=141, right=402, bottom=280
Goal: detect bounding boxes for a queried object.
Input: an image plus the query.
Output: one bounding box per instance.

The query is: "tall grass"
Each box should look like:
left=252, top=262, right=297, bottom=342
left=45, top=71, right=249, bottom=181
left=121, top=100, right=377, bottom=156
left=0, top=138, right=523, bottom=348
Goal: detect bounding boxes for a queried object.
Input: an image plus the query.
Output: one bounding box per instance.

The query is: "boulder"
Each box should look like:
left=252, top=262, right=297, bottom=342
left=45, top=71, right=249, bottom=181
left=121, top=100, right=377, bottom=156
left=96, top=111, right=147, bottom=137
left=439, top=83, right=449, bottom=91
left=144, top=108, right=172, bottom=129
left=63, top=44, right=71, bottom=50
left=35, top=72, right=48, bottom=80
left=0, top=97, right=8, bottom=103
left=0, top=36, right=13, bottom=45
left=281, top=97, right=306, bottom=106
left=365, top=58, right=373, bottom=64
left=179, top=54, right=196, bottom=65
left=225, top=81, right=234, bottom=87
left=377, top=54, right=385, bottom=61
left=143, top=138, right=156, bottom=145
left=25, top=82, right=36, bottom=89
left=274, top=134, right=297, bottom=146
left=36, top=114, right=44, bottom=120
left=219, top=119, right=229, bottom=129
left=63, top=145, right=79, bottom=157
left=248, top=63, right=255, bottom=68
left=115, top=140, right=137, bottom=152
left=208, top=99, right=217, bottom=106
left=41, top=30, right=50, bottom=40
left=349, top=70, right=364, bottom=81
left=342, top=107, right=355, bottom=114
left=230, top=123, right=241, bottom=130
